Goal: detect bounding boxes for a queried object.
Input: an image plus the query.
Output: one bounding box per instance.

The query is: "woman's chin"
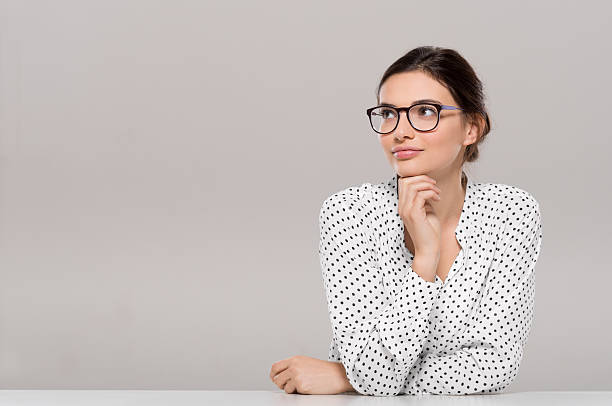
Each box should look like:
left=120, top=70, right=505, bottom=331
left=395, top=165, right=425, bottom=177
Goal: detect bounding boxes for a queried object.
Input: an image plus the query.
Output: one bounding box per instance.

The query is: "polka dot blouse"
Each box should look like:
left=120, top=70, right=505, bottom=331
left=319, top=173, right=543, bottom=396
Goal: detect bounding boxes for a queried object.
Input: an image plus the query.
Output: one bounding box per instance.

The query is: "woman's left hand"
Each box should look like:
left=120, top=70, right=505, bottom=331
left=269, top=355, right=353, bottom=395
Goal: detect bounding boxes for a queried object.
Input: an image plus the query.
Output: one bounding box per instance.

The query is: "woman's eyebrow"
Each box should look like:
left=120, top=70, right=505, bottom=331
left=379, top=98, right=442, bottom=106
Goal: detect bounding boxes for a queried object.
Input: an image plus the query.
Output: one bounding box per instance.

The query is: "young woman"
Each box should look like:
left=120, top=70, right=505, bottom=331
left=269, top=46, right=543, bottom=396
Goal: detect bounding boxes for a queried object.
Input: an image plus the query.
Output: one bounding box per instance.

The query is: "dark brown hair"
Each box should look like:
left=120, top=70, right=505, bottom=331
left=376, top=46, right=491, bottom=189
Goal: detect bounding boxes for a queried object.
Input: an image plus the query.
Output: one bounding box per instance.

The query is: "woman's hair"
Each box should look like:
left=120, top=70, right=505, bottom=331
left=376, top=46, right=491, bottom=189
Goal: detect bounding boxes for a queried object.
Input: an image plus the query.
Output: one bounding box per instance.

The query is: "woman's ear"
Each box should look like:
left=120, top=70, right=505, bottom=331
left=464, top=113, right=484, bottom=146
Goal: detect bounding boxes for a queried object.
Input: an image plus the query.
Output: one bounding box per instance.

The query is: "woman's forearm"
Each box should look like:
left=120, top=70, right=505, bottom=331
left=412, top=253, right=439, bottom=283
left=334, top=362, right=357, bottom=393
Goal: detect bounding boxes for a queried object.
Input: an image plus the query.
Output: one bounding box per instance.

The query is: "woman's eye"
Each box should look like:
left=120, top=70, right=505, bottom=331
left=417, top=106, right=436, bottom=116
left=381, top=109, right=396, bottom=119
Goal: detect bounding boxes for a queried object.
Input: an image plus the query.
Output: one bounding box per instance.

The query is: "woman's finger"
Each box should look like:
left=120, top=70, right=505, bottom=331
left=401, top=182, right=440, bottom=216
left=284, top=378, right=296, bottom=394
left=272, top=369, right=291, bottom=390
left=399, top=179, right=440, bottom=208
left=413, top=190, right=441, bottom=213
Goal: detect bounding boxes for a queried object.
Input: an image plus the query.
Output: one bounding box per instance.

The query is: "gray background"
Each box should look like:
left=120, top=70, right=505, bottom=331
left=1, top=0, right=610, bottom=391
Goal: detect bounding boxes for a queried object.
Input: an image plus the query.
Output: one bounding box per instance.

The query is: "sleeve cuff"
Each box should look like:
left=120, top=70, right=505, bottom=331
left=410, top=269, right=444, bottom=288
left=401, top=268, right=443, bottom=314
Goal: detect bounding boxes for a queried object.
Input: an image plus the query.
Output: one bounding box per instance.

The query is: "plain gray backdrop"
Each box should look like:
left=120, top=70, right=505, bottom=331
left=1, top=0, right=610, bottom=391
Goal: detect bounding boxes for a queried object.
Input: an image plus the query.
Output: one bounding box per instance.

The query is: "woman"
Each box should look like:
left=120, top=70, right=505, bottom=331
left=269, top=46, right=543, bottom=396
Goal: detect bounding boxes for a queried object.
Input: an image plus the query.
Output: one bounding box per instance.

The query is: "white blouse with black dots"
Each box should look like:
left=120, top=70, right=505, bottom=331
left=319, top=173, right=543, bottom=396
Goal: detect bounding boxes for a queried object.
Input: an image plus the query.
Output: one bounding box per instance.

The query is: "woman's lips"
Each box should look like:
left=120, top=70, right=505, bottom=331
left=393, top=149, right=422, bottom=159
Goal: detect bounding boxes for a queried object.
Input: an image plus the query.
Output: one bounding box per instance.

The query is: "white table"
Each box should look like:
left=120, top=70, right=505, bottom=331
left=0, top=390, right=610, bottom=405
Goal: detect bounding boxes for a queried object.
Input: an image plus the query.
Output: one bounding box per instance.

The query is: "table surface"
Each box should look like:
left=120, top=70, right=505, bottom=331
left=0, top=391, right=610, bottom=406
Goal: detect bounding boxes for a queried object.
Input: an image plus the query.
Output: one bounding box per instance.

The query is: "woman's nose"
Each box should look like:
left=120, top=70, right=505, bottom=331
left=394, top=111, right=415, bottom=137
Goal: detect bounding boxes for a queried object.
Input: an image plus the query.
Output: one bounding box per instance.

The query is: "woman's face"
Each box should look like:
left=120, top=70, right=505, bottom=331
left=377, top=70, right=478, bottom=181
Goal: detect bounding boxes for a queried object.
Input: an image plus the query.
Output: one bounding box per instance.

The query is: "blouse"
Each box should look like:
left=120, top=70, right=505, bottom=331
left=318, top=173, right=543, bottom=396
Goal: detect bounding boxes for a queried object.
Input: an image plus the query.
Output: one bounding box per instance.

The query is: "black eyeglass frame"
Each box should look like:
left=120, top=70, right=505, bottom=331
left=366, top=103, right=464, bottom=134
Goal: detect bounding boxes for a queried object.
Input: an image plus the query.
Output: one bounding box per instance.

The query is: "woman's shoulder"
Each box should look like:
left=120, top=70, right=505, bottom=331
left=320, top=181, right=374, bottom=215
left=321, top=175, right=396, bottom=206
left=474, top=180, right=541, bottom=224
left=476, top=181, right=539, bottom=206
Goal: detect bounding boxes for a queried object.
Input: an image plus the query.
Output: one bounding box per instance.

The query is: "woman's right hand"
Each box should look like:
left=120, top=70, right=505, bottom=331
left=397, top=174, right=442, bottom=281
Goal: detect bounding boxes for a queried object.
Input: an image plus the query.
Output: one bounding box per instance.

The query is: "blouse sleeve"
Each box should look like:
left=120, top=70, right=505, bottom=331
left=403, top=202, right=543, bottom=395
left=328, top=337, right=341, bottom=362
left=319, top=193, right=442, bottom=396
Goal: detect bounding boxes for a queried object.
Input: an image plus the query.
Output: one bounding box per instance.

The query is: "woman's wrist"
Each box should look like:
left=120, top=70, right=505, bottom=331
left=412, top=254, right=439, bottom=282
left=334, top=362, right=356, bottom=393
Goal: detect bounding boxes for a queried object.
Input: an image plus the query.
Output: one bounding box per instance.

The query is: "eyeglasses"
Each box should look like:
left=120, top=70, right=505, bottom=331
left=366, top=103, right=464, bottom=134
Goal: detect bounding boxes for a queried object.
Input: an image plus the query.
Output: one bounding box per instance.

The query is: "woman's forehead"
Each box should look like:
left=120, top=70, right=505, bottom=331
left=379, top=71, right=452, bottom=105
